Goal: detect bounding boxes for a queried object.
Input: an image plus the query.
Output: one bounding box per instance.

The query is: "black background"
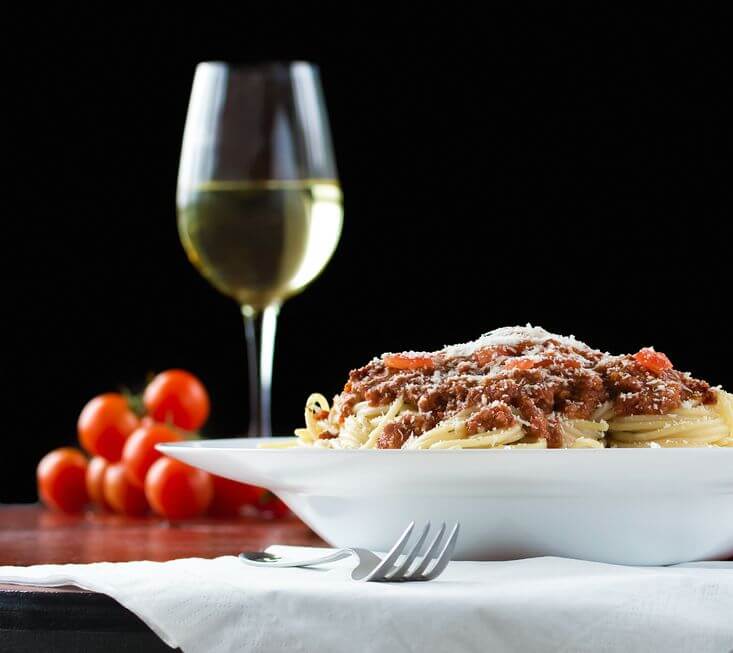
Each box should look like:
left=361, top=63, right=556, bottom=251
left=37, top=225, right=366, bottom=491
left=4, top=7, right=730, bottom=502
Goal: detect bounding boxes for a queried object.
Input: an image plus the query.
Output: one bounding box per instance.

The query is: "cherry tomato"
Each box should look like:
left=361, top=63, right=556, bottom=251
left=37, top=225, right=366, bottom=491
left=86, top=456, right=111, bottom=509
left=383, top=354, right=434, bottom=371
left=103, top=463, right=149, bottom=516
left=145, top=457, right=213, bottom=519
left=209, top=476, right=263, bottom=517
left=143, top=370, right=210, bottom=431
left=122, top=423, right=182, bottom=488
left=258, top=491, right=290, bottom=519
left=78, top=393, right=139, bottom=461
left=633, top=348, right=673, bottom=373
left=37, top=448, right=89, bottom=513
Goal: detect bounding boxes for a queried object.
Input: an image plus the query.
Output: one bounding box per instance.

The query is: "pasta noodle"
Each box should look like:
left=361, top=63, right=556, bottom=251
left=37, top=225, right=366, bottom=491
left=607, top=391, right=733, bottom=448
left=294, top=395, right=608, bottom=450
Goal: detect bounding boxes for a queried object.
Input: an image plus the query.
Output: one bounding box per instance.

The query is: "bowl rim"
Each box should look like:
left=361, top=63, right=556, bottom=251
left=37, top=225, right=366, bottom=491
left=157, top=437, right=733, bottom=455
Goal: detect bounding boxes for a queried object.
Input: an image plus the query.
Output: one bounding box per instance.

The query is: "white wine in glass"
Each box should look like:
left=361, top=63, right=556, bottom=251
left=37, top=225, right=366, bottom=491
left=177, top=62, right=343, bottom=437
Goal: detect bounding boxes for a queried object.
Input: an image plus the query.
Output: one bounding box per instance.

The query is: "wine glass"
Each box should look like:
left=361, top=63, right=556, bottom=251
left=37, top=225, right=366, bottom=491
left=177, top=62, right=342, bottom=437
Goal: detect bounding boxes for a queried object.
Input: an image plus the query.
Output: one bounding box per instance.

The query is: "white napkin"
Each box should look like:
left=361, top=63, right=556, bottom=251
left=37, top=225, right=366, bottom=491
left=1, top=547, right=732, bottom=653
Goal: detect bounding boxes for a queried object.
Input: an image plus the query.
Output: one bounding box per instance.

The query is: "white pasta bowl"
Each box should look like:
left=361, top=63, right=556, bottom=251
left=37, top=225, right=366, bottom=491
left=158, top=438, right=733, bottom=565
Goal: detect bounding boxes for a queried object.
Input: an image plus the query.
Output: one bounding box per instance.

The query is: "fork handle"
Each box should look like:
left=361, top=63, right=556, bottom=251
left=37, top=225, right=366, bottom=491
left=241, top=549, right=354, bottom=568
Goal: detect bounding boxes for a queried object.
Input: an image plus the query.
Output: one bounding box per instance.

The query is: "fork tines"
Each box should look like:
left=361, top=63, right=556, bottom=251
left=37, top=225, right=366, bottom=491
left=366, top=521, right=460, bottom=582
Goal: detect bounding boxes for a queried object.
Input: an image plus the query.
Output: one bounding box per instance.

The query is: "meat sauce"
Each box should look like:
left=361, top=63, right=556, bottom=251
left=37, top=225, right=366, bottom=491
left=331, top=330, right=717, bottom=449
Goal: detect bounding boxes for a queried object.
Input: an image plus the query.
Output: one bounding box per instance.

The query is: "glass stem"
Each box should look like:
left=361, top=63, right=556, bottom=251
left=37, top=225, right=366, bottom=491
left=242, top=304, right=280, bottom=437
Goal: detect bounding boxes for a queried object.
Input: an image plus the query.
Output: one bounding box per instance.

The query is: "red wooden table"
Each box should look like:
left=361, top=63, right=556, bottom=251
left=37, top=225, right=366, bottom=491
left=0, top=504, right=325, bottom=652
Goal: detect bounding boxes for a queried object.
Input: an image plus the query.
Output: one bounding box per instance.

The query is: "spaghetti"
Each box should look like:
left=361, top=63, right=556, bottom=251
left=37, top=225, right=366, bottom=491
left=294, top=326, right=732, bottom=450
left=607, top=392, right=733, bottom=448
left=294, top=394, right=608, bottom=450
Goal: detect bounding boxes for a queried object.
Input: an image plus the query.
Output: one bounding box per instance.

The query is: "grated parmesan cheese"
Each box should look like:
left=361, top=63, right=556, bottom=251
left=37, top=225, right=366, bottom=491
left=440, top=324, right=592, bottom=359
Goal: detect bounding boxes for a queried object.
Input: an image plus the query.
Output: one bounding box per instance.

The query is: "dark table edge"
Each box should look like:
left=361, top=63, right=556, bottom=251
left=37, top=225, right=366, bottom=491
left=0, top=585, right=180, bottom=651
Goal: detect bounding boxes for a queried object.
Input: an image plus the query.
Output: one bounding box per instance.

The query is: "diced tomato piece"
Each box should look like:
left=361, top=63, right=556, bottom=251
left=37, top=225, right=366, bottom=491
left=504, top=358, right=536, bottom=371
left=560, top=358, right=582, bottom=368
left=475, top=349, right=496, bottom=366
left=633, top=347, right=673, bottom=373
left=383, top=354, right=434, bottom=370
left=475, top=346, right=516, bottom=366
left=534, top=357, right=551, bottom=368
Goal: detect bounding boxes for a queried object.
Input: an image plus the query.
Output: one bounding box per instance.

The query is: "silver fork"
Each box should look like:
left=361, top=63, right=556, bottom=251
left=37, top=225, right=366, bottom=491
left=239, top=521, right=460, bottom=582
